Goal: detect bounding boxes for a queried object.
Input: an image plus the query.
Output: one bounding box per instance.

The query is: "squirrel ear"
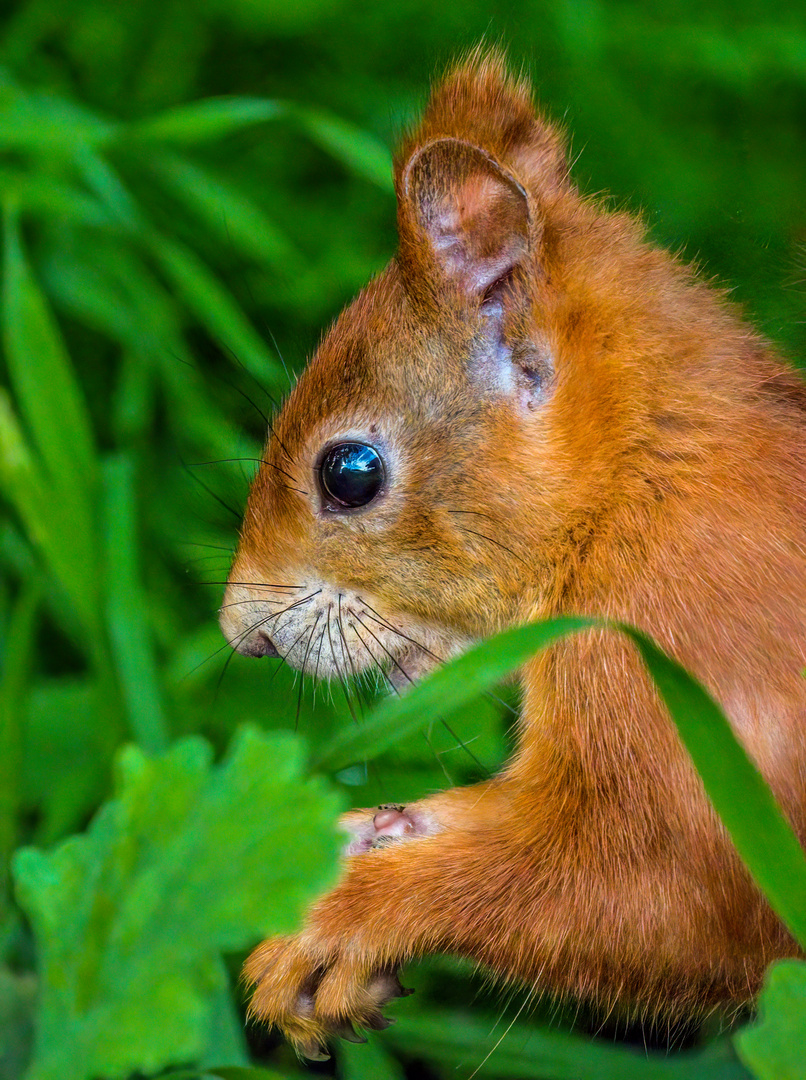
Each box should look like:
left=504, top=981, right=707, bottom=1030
left=401, top=138, right=531, bottom=297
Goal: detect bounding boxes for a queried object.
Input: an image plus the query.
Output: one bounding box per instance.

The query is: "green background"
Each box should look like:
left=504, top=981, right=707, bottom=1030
left=1, top=1, right=805, bottom=1078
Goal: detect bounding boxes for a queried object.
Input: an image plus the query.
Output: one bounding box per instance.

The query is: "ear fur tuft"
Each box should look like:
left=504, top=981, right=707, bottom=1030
left=395, top=46, right=568, bottom=202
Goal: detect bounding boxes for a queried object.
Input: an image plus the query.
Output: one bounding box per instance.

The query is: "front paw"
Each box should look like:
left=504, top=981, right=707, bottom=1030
left=244, top=935, right=412, bottom=1060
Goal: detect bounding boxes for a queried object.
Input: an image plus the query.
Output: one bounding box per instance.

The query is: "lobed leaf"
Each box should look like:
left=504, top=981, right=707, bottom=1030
left=735, top=960, right=806, bottom=1080
left=13, top=727, right=343, bottom=1080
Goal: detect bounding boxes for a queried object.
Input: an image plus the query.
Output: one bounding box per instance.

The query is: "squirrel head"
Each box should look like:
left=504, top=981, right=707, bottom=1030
left=220, top=49, right=715, bottom=684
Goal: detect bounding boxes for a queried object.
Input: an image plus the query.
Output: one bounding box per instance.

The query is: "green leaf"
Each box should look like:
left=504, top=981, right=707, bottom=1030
left=1, top=209, right=101, bottom=640
left=2, top=208, right=96, bottom=495
left=0, top=81, right=115, bottom=154
left=290, top=106, right=393, bottom=190
left=196, top=958, right=250, bottom=1069
left=125, top=95, right=393, bottom=189
left=0, top=167, right=112, bottom=228
left=22, top=678, right=118, bottom=845
left=735, top=960, right=806, bottom=1080
left=620, top=628, right=806, bottom=950
left=126, top=97, right=285, bottom=145
left=0, top=966, right=36, bottom=1080
left=339, top=1037, right=405, bottom=1080
left=148, top=231, right=286, bottom=387
left=314, top=616, right=597, bottom=770
left=101, top=453, right=169, bottom=753
left=13, top=727, right=343, bottom=1080
left=206, top=1068, right=304, bottom=1080
left=0, top=390, right=99, bottom=641
left=0, top=584, right=38, bottom=919
left=146, top=152, right=303, bottom=270
left=163, top=1066, right=301, bottom=1080
left=389, top=1012, right=752, bottom=1079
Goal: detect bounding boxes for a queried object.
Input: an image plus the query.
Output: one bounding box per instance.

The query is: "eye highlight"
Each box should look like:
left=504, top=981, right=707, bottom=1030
left=318, top=442, right=385, bottom=509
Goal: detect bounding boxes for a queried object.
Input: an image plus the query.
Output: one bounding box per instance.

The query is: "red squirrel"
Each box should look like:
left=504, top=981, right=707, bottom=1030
left=220, top=50, right=806, bottom=1060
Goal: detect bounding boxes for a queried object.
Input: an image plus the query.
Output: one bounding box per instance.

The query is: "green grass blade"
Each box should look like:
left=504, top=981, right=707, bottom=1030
left=0, top=389, right=99, bottom=638
left=314, top=616, right=597, bottom=770
left=389, top=1013, right=751, bottom=1080
left=125, top=97, right=285, bottom=145
left=290, top=105, right=393, bottom=190
left=0, top=79, right=115, bottom=154
left=146, top=151, right=303, bottom=270
left=148, top=231, right=285, bottom=387
left=620, top=626, right=806, bottom=950
left=101, top=453, right=169, bottom=754
left=0, top=583, right=38, bottom=925
left=76, top=149, right=143, bottom=229
left=0, top=167, right=112, bottom=228
left=2, top=207, right=97, bottom=494
left=124, top=95, right=393, bottom=189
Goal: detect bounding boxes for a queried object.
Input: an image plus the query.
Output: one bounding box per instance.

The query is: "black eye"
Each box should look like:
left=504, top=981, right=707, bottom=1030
left=319, top=442, right=385, bottom=509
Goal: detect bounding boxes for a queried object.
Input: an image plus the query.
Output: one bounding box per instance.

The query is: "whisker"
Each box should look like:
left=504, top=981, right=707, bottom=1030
left=182, top=554, right=233, bottom=568
left=359, top=604, right=517, bottom=718
left=313, top=623, right=328, bottom=683
left=212, top=591, right=321, bottom=670
left=201, top=580, right=308, bottom=589
left=239, top=275, right=294, bottom=391
left=327, top=606, right=360, bottom=726
left=356, top=614, right=491, bottom=778
left=338, top=596, right=371, bottom=714
left=218, top=594, right=305, bottom=611
left=337, top=629, right=369, bottom=717
left=213, top=638, right=239, bottom=701
left=446, top=508, right=500, bottom=523
left=436, top=717, right=491, bottom=779
left=423, top=727, right=454, bottom=785
left=455, top=525, right=529, bottom=567
left=352, top=623, right=398, bottom=697
left=357, top=602, right=445, bottom=664
left=181, top=456, right=242, bottom=520
left=354, top=614, right=413, bottom=686
left=217, top=342, right=295, bottom=464
left=296, top=613, right=323, bottom=727
left=181, top=601, right=291, bottom=679
left=183, top=541, right=235, bottom=552
left=187, top=457, right=308, bottom=495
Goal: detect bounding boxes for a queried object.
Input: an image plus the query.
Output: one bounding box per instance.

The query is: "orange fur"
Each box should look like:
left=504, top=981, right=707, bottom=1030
left=221, top=49, right=806, bottom=1059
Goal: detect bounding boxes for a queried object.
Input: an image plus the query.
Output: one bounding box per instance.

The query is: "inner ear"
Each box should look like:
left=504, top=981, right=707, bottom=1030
left=403, top=138, right=531, bottom=297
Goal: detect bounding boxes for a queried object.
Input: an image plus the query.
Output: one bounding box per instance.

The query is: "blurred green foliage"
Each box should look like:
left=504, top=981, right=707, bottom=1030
left=0, top=0, right=805, bottom=1078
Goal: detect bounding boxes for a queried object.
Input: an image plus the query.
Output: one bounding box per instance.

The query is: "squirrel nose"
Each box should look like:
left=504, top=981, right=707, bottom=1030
left=238, top=629, right=281, bottom=659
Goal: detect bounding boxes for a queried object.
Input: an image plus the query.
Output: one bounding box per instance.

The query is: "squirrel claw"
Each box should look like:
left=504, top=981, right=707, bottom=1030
left=332, top=1019, right=368, bottom=1044
left=365, top=1012, right=395, bottom=1031
left=367, top=968, right=413, bottom=1003
left=299, top=1040, right=330, bottom=1062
